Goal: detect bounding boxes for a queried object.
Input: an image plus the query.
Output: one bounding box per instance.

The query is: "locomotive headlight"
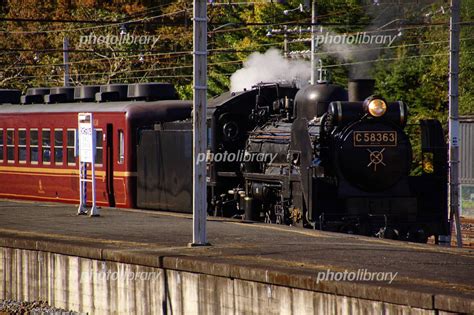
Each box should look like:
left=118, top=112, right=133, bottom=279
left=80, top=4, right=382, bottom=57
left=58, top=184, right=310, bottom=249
left=368, top=99, right=387, bottom=117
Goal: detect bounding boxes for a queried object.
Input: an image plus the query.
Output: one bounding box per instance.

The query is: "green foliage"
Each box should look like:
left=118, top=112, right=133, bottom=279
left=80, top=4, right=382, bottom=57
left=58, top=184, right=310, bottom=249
left=373, top=0, right=474, bottom=118
left=0, top=0, right=473, bottom=116
left=0, top=0, right=372, bottom=96
left=369, top=0, right=474, bottom=172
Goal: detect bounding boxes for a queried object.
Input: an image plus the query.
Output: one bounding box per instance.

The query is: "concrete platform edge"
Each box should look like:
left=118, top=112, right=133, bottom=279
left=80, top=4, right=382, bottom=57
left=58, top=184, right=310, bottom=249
left=0, top=232, right=472, bottom=313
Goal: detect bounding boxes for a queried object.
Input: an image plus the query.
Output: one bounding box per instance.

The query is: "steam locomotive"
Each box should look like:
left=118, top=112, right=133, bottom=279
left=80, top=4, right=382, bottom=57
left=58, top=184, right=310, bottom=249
left=138, top=79, right=448, bottom=242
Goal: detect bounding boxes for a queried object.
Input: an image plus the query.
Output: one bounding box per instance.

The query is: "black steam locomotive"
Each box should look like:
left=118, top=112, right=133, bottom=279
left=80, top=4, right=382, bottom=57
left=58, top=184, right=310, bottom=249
left=137, top=79, right=448, bottom=242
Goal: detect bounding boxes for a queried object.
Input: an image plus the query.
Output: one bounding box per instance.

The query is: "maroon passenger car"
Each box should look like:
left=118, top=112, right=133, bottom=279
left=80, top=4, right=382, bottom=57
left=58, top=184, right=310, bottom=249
left=0, top=84, right=191, bottom=208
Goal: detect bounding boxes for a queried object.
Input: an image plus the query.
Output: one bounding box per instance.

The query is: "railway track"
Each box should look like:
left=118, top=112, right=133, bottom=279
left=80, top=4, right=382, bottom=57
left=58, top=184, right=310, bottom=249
left=424, top=216, right=474, bottom=248
left=455, top=217, right=474, bottom=248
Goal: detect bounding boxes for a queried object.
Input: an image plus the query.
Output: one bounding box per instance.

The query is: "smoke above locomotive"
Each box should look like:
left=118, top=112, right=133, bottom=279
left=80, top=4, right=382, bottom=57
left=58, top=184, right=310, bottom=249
left=230, top=49, right=311, bottom=92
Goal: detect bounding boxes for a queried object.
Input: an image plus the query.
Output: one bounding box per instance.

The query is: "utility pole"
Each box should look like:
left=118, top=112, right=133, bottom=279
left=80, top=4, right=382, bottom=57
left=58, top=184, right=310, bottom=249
left=63, top=37, right=70, bottom=86
left=191, top=0, right=209, bottom=246
left=310, top=0, right=317, bottom=84
left=267, top=26, right=297, bottom=58
left=448, top=0, right=463, bottom=247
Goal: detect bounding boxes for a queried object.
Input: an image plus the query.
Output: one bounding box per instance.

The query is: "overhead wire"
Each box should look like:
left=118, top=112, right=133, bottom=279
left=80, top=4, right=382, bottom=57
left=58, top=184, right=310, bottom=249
left=1, top=19, right=470, bottom=57
left=1, top=6, right=470, bottom=35
left=3, top=30, right=472, bottom=73
left=12, top=50, right=474, bottom=86
left=10, top=59, right=246, bottom=79
left=0, top=41, right=285, bottom=70
left=1, top=1, right=473, bottom=85
left=7, top=47, right=474, bottom=83
left=0, top=9, right=192, bottom=35
left=321, top=50, right=474, bottom=69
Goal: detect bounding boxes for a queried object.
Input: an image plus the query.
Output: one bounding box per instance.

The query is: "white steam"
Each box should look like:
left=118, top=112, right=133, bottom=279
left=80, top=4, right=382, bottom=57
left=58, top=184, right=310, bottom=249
left=230, top=48, right=310, bottom=92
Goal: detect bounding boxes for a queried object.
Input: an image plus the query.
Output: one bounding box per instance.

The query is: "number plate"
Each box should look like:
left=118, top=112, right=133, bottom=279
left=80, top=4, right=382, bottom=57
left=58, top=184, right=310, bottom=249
left=353, top=131, right=397, bottom=147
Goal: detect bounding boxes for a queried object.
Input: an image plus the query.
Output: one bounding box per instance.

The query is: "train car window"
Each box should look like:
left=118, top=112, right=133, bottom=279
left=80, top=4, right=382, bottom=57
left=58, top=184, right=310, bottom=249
left=42, top=129, right=51, bottom=164
left=0, top=129, right=3, bottom=162
left=18, top=129, right=26, bottom=164
left=30, top=129, right=38, bottom=164
left=95, top=129, right=103, bottom=165
left=7, top=129, right=14, bottom=163
left=54, top=129, right=63, bottom=165
left=118, top=130, right=124, bottom=164
left=67, top=129, right=76, bottom=166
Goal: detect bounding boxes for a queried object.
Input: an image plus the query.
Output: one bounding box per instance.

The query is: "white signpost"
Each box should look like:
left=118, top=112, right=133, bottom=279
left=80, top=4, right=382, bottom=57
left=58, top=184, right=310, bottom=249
left=77, top=113, right=99, bottom=217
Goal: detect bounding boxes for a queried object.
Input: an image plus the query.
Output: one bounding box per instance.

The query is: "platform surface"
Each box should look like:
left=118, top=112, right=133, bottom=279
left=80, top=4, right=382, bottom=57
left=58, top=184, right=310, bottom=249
left=0, top=199, right=473, bottom=313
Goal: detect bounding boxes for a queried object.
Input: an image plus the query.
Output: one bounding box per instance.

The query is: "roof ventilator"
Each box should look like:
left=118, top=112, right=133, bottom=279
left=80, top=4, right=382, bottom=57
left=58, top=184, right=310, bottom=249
left=21, top=88, right=50, bottom=104
left=127, top=83, right=178, bottom=101
left=74, top=85, right=101, bottom=102
left=44, top=87, right=75, bottom=104
left=95, top=84, right=128, bottom=102
left=0, top=89, right=21, bottom=104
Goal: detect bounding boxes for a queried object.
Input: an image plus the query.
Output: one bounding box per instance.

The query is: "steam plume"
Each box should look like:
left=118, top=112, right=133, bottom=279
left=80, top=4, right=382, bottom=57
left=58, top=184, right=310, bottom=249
left=230, top=49, right=310, bottom=92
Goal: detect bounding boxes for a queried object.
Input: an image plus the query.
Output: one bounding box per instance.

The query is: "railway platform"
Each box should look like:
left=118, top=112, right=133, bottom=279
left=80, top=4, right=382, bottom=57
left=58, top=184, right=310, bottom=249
left=0, top=199, right=473, bottom=314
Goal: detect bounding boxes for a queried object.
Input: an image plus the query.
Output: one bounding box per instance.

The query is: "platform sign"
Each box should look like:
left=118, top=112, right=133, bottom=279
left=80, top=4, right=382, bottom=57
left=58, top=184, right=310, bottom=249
left=78, top=113, right=95, bottom=163
left=77, top=113, right=99, bottom=217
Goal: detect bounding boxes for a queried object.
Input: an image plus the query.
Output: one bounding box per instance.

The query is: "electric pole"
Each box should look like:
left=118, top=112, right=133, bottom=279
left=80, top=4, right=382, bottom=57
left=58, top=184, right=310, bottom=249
left=310, top=0, right=317, bottom=84
left=191, top=0, right=209, bottom=246
left=63, top=37, right=70, bottom=86
left=448, top=0, right=463, bottom=247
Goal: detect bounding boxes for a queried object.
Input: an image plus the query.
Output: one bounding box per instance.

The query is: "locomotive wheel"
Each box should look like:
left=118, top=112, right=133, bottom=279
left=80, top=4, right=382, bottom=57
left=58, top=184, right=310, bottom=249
left=406, top=228, right=428, bottom=243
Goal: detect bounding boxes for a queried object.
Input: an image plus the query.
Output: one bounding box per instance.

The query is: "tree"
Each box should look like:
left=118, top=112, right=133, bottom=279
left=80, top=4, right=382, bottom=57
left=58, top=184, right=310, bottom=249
left=373, top=0, right=474, bottom=118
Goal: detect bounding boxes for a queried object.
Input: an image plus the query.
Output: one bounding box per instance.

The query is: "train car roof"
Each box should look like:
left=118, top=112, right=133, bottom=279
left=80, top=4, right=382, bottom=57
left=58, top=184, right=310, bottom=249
left=0, top=100, right=192, bottom=114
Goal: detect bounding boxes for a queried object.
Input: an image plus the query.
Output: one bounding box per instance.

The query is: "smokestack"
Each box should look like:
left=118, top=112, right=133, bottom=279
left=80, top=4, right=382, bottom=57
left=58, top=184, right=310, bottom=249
left=348, top=79, right=375, bottom=102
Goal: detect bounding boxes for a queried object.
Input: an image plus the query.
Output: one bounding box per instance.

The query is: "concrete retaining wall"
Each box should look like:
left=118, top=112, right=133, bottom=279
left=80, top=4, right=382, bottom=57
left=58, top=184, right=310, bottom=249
left=0, top=247, right=455, bottom=315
